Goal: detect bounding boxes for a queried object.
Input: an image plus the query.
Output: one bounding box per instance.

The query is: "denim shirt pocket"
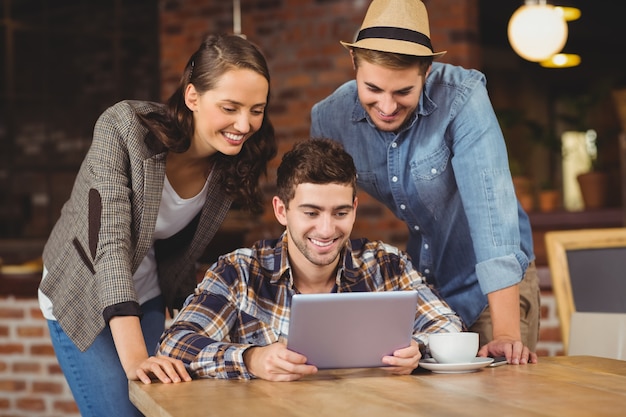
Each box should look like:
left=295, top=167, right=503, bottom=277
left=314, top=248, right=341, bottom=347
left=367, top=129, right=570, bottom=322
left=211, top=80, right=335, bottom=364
left=409, top=145, right=455, bottom=214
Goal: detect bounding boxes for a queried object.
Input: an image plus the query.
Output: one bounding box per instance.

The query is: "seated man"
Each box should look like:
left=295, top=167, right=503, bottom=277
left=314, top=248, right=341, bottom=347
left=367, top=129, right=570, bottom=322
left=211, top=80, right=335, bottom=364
left=158, top=138, right=463, bottom=381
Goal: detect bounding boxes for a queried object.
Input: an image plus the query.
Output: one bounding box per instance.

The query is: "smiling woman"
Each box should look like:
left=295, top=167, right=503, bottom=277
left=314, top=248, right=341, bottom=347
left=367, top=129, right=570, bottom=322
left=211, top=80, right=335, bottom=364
left=182, top=68, right=269, bottom=157
left=165, top=68, right=269, bottom=199
left=37, top=34, right=277, bottom=417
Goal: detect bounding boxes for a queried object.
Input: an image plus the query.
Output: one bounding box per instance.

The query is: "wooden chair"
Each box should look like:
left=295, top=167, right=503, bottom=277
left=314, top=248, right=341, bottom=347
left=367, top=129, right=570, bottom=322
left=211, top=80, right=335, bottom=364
left=567, top=312, right=626, bottom=359
left=544, top=228, right=626, bottom=354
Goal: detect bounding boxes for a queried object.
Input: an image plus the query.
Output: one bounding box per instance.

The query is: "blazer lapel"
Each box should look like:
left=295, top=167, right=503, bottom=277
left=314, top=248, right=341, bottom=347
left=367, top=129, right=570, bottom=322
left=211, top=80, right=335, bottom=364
left=133, top=152, right=166, bottom=271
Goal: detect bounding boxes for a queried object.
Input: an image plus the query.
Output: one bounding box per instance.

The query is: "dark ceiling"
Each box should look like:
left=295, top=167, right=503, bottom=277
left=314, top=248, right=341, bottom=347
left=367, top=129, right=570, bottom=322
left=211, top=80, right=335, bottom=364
left=480, top=1, right=624, bottom=53
left=479, top=0, right=626, bottom=91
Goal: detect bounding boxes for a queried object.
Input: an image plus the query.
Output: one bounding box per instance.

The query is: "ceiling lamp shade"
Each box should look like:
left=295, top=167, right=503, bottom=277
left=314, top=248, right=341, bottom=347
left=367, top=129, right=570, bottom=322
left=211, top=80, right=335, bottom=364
left=539, top=53, right=581, bottom=68
left=507, top=1, right=568, bottom=62
left=555, top=6, right=581, bottom=21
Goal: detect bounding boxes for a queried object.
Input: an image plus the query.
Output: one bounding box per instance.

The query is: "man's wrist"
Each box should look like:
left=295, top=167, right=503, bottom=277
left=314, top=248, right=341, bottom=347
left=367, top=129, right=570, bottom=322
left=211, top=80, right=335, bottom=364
left=491, top=328, right=521, bottom=341
left=242, top=346, right=258, bottom=375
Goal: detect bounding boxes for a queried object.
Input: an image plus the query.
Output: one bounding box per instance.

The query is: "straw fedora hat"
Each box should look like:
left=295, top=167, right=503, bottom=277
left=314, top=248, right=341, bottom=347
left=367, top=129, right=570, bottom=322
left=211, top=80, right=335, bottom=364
left=340, top=0, right=446, bottom=58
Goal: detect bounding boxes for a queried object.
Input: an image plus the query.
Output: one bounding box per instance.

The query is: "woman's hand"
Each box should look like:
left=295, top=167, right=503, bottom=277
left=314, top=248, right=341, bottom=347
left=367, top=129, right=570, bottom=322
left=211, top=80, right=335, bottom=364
left=131, top=355, right=192, bottom=384
left=109, top=316, right=191, bottom=384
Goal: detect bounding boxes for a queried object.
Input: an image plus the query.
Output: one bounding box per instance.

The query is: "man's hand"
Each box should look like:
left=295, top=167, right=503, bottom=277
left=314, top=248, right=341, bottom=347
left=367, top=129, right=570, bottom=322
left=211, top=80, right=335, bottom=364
left=482, top=285, right=538, bottom=365
left=131, top=355, right=192, bottom=384
left=477, top=338, right=538, bottom=365
left=381, top=340, right=421, bottom=374
left=244, top=343, right=318, bottom=381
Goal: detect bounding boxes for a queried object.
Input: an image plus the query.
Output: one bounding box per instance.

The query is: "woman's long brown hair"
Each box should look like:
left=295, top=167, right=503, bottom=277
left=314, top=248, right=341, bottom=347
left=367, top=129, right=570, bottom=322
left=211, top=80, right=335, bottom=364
left=139, top=34, right=277, bottom=213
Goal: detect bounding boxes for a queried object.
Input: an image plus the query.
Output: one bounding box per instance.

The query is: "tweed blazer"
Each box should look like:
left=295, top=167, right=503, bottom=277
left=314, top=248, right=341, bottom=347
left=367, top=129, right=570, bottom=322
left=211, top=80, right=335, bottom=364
left=40, top=100, right=232, bottom=352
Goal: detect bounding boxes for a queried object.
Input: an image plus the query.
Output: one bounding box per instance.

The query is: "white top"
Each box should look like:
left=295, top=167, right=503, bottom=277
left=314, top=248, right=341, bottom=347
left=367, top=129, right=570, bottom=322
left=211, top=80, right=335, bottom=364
left=39, top=174, right=210, bottom=320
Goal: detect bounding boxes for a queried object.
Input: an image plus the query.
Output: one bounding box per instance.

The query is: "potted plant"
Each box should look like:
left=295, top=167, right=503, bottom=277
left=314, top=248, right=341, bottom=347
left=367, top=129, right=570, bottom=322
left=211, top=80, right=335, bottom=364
left=574, top=130, right=610, bottom=209
left=557, top=82, right=615, bottom=210
left=538, top=180, right=561, bottom=212
left=524, top=119, right=563, bottom=211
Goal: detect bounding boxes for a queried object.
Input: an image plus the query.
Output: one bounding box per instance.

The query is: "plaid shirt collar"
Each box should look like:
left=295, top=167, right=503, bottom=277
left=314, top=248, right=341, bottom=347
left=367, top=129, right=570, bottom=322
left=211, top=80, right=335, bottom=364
left=268, top=231, right=357, bottom=289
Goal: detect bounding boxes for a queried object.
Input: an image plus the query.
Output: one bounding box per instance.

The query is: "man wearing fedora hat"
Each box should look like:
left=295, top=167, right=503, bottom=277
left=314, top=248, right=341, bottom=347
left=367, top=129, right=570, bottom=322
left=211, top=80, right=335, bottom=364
left=311, top=0, right=539, bottom=365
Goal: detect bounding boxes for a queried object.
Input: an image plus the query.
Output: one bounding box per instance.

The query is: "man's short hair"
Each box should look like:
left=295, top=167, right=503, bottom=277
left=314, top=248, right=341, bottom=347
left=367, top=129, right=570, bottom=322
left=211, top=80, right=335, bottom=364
left=276, top=138, right=357, bottom=206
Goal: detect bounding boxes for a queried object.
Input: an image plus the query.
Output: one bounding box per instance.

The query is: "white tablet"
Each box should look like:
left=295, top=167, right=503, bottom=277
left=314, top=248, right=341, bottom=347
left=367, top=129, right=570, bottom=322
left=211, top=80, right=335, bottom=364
left=287, top=291, right=418, bottom=369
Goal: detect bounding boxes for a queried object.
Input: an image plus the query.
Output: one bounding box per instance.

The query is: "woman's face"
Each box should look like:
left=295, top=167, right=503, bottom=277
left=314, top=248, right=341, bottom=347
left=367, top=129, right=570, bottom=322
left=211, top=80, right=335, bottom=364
left=185, top=68, right=268, bottom=157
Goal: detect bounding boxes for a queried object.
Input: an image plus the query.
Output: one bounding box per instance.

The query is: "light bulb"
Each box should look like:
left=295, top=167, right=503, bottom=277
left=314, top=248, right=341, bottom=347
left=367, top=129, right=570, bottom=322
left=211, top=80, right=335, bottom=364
left=508, top=4, right=568, bottom=62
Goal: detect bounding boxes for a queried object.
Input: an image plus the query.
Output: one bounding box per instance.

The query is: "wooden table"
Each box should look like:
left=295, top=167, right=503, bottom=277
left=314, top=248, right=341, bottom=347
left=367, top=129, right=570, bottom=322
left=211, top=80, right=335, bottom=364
left=129, top=356, right=626, bottom=417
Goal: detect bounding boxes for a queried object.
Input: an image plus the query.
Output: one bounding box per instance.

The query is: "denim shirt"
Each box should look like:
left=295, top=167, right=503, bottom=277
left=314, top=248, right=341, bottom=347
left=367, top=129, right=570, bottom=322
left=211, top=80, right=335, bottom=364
left=310, top=62, right=534, bottom=327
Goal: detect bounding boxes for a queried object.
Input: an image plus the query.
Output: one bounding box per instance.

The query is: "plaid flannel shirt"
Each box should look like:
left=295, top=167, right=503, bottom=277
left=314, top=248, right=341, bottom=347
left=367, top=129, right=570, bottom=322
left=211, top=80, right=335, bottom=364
left=158, top=232, right=463, bottom=379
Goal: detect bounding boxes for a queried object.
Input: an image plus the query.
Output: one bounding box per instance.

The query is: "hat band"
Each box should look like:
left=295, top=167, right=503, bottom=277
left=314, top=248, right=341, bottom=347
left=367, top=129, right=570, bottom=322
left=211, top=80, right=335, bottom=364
left=356, top=26, right=434, bottom=52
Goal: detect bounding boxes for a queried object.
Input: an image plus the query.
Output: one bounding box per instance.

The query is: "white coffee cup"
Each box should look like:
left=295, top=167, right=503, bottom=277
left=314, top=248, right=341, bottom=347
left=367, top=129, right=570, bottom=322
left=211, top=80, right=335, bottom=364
left=428, top=332, right=479, bottom=364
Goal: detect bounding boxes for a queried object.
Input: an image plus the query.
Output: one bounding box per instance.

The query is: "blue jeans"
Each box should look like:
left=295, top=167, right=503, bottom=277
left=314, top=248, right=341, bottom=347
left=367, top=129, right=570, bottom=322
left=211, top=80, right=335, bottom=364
left=47, top=295, right=165, bottom=417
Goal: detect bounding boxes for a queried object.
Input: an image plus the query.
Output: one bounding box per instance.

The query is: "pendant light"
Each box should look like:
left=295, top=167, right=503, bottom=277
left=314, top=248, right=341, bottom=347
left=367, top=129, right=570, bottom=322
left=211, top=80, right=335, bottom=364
left=555, top=5, right=581, bottom=22
left=542, top=3, right=582, bottom=68
left=508, top=0, right=568, bottom=62
left=539, top=53, right=581, bottom=68
left=233, top=0, right=246, bottom=38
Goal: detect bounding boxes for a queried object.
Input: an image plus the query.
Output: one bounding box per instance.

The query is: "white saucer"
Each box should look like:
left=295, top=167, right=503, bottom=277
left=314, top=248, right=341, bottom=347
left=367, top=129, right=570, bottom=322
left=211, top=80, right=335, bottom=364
left=419, top=357, right=494, bottom=373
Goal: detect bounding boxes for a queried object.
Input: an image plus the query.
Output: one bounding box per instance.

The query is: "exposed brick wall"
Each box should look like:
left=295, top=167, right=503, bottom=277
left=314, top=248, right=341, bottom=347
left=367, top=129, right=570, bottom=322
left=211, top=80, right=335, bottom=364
left=159, top=0, right=482, bottom=246
left=0, top=297, right=79, bottom=416
left=537, top=289, right=565, bottom=357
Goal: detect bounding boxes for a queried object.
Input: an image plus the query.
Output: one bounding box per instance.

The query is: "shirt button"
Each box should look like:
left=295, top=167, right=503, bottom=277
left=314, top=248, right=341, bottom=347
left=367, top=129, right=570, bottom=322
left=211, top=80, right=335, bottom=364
left=424, top=269, right=430, bottom=274
left=391, top=142, right=397, bottom=148
left=400, top=204, right=406, bottom=210
left=424, top=244, right=429, bottom=249
left=431, top=168, right=437, bottom=174
left=413, top=225, right=420, bottom=231
left=392, top=176, right=398, bottom=182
